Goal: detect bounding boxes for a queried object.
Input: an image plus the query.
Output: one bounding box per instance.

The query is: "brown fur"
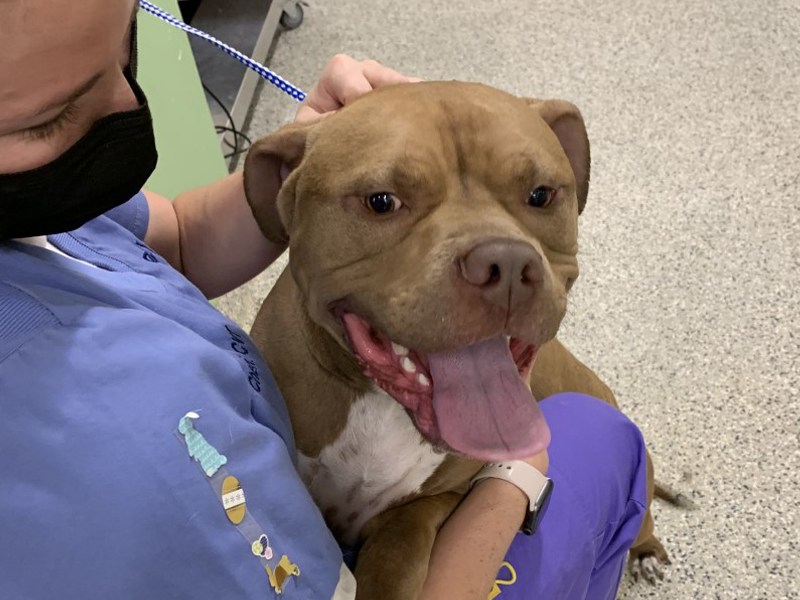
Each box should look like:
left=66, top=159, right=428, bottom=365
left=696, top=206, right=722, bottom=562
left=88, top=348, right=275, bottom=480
left=246, top=82, right=668, bottom=599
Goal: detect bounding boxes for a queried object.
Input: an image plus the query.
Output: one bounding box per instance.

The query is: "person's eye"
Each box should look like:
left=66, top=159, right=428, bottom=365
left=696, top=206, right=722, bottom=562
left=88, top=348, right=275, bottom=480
left=22, top=104, right=80, bottom=142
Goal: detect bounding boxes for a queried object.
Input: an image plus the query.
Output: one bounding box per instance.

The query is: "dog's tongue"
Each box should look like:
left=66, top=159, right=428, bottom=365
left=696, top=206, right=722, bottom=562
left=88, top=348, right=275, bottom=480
left=428, top=336, right=550, bottom=461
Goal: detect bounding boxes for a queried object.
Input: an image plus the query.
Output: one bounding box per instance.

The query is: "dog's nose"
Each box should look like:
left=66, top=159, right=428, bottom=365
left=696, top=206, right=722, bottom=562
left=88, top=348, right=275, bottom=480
left=459, top=239, right=543, bottom=311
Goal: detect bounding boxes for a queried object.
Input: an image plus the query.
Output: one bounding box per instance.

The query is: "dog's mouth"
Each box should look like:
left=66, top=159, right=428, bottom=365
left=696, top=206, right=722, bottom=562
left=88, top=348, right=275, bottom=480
left=341, top=312, right=550, bottom=461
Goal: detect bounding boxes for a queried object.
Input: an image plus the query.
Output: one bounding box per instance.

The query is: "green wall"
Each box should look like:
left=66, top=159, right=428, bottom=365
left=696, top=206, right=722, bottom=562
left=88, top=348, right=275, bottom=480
left=136, top=0, right=228, bottom=198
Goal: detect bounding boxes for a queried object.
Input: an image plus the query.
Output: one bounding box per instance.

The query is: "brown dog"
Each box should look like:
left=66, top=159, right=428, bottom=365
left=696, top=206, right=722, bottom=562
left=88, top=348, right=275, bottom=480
left=244, top=81, right=669, bottom=599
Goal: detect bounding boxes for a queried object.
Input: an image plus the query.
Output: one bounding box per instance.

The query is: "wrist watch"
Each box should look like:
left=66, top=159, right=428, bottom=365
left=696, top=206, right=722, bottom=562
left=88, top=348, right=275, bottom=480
left=469, top=460, right=554, bottom=535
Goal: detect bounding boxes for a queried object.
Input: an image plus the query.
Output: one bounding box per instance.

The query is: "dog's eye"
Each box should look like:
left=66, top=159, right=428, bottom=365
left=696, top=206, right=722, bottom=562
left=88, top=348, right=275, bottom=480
left=527, top=187, right=557, bottom=208
left=366, top=192, right=402, bottom=214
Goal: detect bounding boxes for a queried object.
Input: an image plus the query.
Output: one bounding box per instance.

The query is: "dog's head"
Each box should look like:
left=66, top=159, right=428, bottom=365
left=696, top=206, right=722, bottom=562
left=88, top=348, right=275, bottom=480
left=245, top=82, right=589, bottom=461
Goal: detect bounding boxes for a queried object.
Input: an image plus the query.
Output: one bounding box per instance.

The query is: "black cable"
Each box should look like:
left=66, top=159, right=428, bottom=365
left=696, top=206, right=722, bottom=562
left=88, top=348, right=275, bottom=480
left=215, top=125, right=251, bottom=147
left=216, top=126, right=252, bottom=159
left=202, top=81, right=237, bottom=155
left=201, top=82, right=251, bottom=159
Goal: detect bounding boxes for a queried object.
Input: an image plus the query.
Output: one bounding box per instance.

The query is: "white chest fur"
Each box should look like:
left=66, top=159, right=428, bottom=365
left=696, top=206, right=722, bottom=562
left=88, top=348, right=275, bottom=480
left=297, top=389, right=446, bottom=545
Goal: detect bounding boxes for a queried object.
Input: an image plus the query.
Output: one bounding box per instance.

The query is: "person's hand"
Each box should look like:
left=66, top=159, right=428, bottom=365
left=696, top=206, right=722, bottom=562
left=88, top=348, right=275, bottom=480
left=295, top=54, right=420, bottom=124
left=524, top=447, right=549, bottom=475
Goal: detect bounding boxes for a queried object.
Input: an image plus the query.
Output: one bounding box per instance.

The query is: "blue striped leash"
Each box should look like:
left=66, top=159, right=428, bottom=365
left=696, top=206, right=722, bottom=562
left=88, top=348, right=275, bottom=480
left=138, top=0, right=307, bottom=102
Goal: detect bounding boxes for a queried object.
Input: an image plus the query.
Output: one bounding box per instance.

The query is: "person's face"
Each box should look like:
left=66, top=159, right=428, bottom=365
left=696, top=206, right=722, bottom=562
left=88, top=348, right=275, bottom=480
left=0, top=0, right=139, bottom=175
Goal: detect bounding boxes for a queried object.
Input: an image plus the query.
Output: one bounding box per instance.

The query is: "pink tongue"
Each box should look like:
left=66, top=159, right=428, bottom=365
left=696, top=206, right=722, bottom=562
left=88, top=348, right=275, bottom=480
left=429, top=336, right=550, bottom=461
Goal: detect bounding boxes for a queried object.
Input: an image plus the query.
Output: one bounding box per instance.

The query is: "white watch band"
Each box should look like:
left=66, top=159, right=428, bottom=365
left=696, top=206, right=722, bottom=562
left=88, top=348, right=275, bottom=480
left=470, top=460, right=553, bottom=535
left=469, top=460, right=548, bottom=503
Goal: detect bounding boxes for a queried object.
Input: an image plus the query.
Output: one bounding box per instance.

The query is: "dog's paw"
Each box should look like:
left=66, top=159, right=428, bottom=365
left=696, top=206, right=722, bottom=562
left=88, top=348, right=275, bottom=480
left=628, top=537, right=671, bottom=585
left=630, top=554, right=666, bottom=584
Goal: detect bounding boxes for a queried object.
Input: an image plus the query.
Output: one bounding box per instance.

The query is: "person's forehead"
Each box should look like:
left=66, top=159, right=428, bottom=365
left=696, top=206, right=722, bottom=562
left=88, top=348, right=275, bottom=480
left=0, top=0, right=137, bottom=125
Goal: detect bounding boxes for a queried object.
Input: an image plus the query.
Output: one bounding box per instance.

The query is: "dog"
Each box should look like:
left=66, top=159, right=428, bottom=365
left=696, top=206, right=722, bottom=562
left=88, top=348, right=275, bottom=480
left=244, top=81, right=670, bottom=599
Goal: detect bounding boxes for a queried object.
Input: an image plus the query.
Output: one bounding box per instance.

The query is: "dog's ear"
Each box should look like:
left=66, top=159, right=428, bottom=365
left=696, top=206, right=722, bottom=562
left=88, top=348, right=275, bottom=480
left=525, top=98, right=590, bottom=214
left=243, top=122, right=315, bottom=244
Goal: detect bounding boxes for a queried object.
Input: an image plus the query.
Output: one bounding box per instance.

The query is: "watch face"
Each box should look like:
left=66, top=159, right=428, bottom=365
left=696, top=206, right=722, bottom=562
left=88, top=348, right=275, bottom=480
left=537, top=478, right=554, bottom=519
left=523, top=478, right=554, bottom=536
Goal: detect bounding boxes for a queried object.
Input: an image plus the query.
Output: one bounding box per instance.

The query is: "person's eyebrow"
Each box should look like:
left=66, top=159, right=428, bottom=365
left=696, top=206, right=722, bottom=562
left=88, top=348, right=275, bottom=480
left=30, top=72, right=104, bottom=121
left=3, top=3, right=138, bottom=134
left=29, top=1, right=137, bottom=120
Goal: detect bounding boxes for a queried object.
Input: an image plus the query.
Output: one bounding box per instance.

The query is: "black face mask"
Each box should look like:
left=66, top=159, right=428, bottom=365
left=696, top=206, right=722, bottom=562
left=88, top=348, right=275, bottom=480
left=0, top=22, right=158, bottom=240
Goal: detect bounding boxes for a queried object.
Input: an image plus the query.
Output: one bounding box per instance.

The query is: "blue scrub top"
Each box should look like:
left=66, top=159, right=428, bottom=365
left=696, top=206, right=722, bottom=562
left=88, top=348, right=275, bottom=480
left=0, top=194, right=351, bottom=599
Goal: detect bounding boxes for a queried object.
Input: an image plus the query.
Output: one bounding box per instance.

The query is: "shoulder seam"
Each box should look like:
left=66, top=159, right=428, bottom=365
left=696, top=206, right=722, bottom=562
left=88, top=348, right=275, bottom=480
left=133, top=192, right=147, bottom=240
left=1, top=281, right=61, bottom=324
left=0, top=281, right=63, bottom=366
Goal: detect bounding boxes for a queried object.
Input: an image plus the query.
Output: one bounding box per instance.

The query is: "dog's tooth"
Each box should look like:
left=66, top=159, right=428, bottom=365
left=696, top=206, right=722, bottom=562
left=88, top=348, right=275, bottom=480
left=401, top=357, right=416, bottom=373
left=392, top=342, right=409, bottom=357
left=417, top=373, right=431, bottom=387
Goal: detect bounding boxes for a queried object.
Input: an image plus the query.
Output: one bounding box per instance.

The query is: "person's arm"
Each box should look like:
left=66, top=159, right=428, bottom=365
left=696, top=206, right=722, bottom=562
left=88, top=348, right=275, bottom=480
left=420, top=451, right=549, bottom=600
left=143, top=171, right=280, bottom=299
left=143, top=55, right=415, bottom=299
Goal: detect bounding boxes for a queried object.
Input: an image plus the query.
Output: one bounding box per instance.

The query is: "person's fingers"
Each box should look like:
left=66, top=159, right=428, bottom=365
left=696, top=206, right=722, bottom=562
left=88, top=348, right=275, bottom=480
left=320, top=72, right=375, bottom=109
left=294, top=103, right=317, bottom=124
left=360, top=58, right=415, bottom=89
left=294, top=54, right=424, bottom=125
left=304, top=54, right=369, bottom=114
left=293, top=105, right=335, bottom=125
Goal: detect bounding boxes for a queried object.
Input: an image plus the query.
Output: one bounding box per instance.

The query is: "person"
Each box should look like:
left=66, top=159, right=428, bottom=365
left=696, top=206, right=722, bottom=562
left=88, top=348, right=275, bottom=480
left=0, top=1, right=649, bottom=598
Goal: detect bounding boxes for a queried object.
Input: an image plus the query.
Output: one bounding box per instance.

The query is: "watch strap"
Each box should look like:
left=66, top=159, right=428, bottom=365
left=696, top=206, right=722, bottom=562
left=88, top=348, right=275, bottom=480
left=469, top=460, right=553, bottom=535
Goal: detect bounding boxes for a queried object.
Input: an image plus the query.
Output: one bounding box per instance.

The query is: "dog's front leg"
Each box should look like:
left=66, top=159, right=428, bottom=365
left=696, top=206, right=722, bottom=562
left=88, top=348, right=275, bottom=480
left=354, top=492, right=462, bottom=600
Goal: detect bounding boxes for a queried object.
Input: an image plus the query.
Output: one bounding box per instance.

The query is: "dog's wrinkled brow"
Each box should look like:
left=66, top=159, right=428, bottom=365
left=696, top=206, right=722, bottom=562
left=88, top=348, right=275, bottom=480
left=390, top=161, right=436, bottom=194
left=505, top=155, right=542, bottom=186
left=343, top=158, right=437, bottom=196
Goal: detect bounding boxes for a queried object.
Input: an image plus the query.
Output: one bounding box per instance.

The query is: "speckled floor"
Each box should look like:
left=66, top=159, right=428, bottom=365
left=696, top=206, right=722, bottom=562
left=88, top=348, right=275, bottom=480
left=216, top=0, right=800, bottom=597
